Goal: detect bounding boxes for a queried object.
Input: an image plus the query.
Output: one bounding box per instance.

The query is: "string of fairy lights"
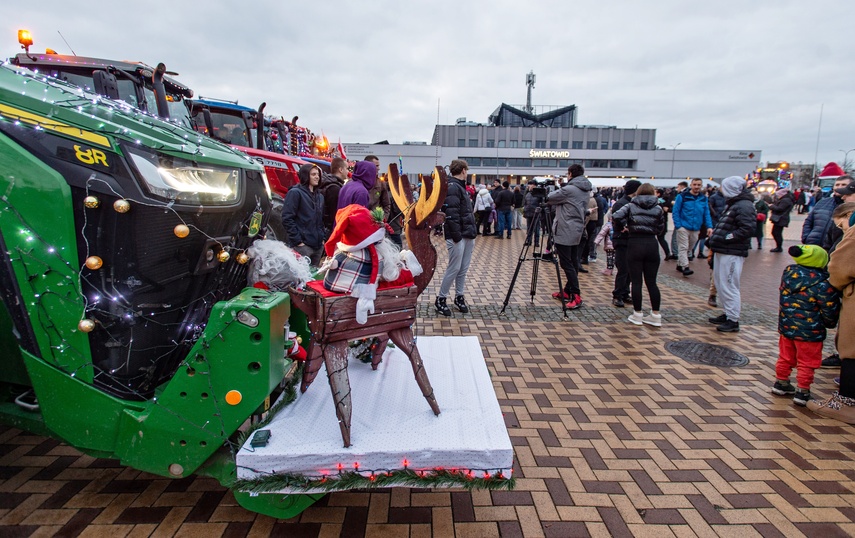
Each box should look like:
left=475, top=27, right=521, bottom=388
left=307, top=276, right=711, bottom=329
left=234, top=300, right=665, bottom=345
left=0, top=63, right=513, bottom=491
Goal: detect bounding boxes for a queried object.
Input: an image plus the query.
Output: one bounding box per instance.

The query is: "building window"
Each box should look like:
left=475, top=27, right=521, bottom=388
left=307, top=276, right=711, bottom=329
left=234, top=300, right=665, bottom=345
left=640, top=142, right=648, bottom=150
left=586, top=141, right=597, bottom=149
left=623, top=142, right=634, bottom=150
left=521, top=141, right=532, bottom=148
left=509, top=140, right=518, bottom=148
left=612, top=142, right=619, bottom=150
left=469, top=139, right=478, bottom=147
left=584, top=159, right=609, bottom=168
left=482, top=157, right=497, bottom=167
left=498, top=140, right=506, bottom=148
left=561, top=141, right=569, bottom=149
left=609, top=160, right=635, bottom=169
left=550, top=141, right=558, bottom=149
left=558, top=159, right=569, bottom=168
left=486, top=139, right=495, bottom=148
left=572, top=141, right=583, bottom=149
left=535, top=141, right=546, bottom=148
left=457, top=139, right=465, bottom=147
left=462, top=157, right=482, bottom=166
left=601, top=142, right=609, bottom=149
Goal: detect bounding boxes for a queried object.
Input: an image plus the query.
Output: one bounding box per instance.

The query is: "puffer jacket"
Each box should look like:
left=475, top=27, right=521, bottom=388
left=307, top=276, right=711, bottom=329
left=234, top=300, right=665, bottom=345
left=769, top=192, right=795, bottom=227
left=672, top=191, right=713, bottom=231
left=802, top=195, right=842, bottom=248
left=444, top=176, right=477, bottom=242
left=778, top=264, right=840, bottom=342
left=610, top=195, right=632, bottom=247
left=474, top=187, right=494, bottom=211
left=707, top=190, right=756, bottom=257
left=547, top=176, right=593, bottom=246
left=612, top=194, right=665, bottom=237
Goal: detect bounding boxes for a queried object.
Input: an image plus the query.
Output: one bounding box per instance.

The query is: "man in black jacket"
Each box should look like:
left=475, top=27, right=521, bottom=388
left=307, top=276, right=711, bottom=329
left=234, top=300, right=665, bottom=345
left=611, top=180, right=641, bottom=307
left=435, top=160, right=478, bottom=316
left=707, top=176, right=756, bottom=332
left=319, top=157, right=347, bottom=237
left=493, top=181, right=515, bottom=238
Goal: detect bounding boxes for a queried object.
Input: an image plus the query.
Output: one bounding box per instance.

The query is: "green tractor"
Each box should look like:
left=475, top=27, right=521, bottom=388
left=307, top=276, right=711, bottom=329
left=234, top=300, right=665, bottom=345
left=0, top=61, right=320, bottom=517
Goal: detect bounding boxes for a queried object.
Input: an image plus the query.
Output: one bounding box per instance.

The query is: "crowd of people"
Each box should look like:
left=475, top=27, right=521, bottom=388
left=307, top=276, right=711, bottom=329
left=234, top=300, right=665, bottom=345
left=277, top=156, right=855, bottom=425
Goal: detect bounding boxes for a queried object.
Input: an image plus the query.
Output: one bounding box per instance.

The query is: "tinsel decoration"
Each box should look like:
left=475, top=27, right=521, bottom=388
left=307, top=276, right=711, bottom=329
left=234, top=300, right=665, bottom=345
left=232, top=468, right=515, bottom=494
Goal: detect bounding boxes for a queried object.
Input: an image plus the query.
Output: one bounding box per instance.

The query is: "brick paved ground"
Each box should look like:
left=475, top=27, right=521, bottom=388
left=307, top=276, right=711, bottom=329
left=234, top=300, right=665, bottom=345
left=3, top=213, right=854, bottom=537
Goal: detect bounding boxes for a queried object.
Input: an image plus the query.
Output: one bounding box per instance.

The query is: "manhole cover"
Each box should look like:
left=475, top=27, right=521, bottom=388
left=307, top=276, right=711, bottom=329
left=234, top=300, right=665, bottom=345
left=665, top=340, right=750, bottom=368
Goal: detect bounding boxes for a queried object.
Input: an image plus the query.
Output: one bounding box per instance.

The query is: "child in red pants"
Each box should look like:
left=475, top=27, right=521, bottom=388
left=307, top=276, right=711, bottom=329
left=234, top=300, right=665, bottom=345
left=772, top=245, right=840, bottom=406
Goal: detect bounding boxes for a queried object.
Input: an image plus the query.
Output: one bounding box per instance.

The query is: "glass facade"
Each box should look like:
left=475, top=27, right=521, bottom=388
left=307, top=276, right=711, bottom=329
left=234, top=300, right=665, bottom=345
left=461, top=157, right=636, bottom=170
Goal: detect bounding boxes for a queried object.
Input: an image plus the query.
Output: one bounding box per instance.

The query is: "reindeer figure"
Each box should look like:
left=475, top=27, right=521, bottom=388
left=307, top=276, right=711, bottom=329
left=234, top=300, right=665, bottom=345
left=387, top=165, right=448, bottom=294
left=287, top=166, right=447, bottom=447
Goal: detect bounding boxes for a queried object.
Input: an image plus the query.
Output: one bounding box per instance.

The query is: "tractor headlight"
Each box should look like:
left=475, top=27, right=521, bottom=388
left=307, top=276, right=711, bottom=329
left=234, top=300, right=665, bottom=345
left=126, top=145, right=241, bottom=205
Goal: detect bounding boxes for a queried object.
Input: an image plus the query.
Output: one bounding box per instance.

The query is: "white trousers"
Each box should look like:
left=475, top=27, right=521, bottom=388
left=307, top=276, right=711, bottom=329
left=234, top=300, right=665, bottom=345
left=676, top=228, right=700, bottom=267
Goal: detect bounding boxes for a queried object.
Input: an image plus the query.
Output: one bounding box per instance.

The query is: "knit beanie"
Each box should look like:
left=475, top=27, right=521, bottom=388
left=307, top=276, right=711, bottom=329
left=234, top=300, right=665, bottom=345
left=721, top=176, right=746, bottom=199
left=624, top=180, right=641, bottom=196
left=788, top=244, right=828, bottom=269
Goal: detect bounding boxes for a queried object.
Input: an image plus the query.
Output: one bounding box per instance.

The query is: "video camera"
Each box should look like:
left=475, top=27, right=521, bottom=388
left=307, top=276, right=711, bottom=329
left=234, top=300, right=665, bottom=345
left=530, top=176, right=558, bottom=197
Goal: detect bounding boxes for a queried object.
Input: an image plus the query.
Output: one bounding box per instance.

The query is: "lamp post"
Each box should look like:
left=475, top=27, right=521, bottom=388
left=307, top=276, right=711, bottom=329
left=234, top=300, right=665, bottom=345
left=840, top=148, right=855, bottom=173
left=669, top=143, right=681, bottom=179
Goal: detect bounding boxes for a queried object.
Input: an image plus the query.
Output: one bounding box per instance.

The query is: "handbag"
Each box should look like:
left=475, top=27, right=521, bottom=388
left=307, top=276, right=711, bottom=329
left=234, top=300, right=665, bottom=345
left=756, top=213, right=767, bottom=222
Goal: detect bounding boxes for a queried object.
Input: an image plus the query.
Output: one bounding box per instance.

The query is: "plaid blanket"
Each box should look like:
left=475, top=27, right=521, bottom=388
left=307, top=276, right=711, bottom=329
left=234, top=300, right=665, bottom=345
left=323, top=248, right=372, bottom=294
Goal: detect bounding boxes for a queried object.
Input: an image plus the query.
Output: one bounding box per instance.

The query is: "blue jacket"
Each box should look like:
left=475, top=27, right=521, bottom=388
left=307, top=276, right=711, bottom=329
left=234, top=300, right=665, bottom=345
left=778, top=264, right=840, bottom=342
left=801, top=195, right=842, bottom=249
left=672, top=191, right=713, bottom=231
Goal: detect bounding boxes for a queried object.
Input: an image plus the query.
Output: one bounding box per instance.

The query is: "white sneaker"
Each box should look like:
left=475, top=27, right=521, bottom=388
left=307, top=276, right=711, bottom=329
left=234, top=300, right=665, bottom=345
left=642, top=313, right=662, bottom=327
left=627, top=311, right=643, bottom=325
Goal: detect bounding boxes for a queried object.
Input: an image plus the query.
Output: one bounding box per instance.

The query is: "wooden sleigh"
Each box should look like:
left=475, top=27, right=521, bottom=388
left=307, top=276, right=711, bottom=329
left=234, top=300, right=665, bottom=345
left=288, top=165, right=447, bottom=447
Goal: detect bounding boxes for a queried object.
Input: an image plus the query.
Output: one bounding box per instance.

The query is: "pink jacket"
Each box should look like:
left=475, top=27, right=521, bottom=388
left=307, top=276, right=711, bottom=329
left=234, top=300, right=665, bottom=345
left=594, top=220, right=614, bottom=250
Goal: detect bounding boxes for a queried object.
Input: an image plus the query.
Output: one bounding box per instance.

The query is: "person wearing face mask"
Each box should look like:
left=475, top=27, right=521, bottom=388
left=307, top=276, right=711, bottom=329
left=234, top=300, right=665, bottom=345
left=802, top=175, right=855, bottom=250
left=281, top=163, right=325, bottom=266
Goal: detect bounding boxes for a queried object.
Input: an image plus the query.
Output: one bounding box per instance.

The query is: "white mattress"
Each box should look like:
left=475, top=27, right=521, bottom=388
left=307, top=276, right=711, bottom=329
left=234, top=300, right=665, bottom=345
left=236, top=336, right=513, bottom=491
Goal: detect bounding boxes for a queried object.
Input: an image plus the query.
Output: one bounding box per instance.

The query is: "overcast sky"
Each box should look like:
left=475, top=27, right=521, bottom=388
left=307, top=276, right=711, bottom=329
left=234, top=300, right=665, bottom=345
left=6, top=1, right=854, bottom=168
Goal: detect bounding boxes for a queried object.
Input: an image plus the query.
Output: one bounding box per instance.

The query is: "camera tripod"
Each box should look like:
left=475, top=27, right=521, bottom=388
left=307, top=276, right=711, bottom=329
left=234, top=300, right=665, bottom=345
left=500, top=203, right=567, bottom=317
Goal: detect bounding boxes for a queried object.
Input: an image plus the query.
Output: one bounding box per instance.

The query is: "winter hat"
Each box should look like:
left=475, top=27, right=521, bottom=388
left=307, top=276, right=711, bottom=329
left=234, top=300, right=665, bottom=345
left=721, top=176, right=746, bottom=199
left=624, top=180, right=642, bottom=196
left=788, top=244, right=828, bottom=269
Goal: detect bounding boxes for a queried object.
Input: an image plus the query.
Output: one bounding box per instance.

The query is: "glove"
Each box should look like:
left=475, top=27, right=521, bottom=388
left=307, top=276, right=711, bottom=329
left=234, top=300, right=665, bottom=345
left=355, top=297, right=375, bottom=325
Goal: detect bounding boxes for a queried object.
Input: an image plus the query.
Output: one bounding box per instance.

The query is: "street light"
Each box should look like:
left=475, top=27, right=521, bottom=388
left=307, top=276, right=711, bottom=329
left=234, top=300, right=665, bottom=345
left=670, top=143, right=681, bottom=179
left=840, top=148, right=855, bottom=172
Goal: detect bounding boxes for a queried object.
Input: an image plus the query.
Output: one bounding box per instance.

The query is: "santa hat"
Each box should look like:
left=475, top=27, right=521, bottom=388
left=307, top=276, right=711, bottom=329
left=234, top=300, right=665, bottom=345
left=325, top=205, right=387, bottom=323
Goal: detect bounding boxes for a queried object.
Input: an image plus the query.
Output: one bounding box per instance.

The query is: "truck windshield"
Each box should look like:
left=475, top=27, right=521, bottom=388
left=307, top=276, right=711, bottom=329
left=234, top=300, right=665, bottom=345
left=191, top=110, right=251, bottom=147
left=57, top=71, right=142, bottom=109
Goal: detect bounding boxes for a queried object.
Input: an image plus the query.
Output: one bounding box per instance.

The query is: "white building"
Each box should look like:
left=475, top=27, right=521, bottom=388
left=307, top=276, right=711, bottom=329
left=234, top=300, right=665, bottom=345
left=345, top=103, right=761, bottom=187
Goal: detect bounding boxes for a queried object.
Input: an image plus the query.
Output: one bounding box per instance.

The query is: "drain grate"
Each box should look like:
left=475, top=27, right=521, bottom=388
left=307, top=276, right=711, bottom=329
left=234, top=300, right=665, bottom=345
left=665, top=340, right=750, bottom=368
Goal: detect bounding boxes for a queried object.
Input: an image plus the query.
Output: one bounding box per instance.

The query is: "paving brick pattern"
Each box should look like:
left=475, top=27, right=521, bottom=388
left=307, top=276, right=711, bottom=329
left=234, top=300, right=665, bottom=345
left=4, top=213, right=854, bottom=537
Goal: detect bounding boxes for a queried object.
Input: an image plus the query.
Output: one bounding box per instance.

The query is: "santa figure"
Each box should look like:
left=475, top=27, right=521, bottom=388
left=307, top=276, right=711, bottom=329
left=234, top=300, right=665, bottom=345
left=323, top=204, right=421, bottom=323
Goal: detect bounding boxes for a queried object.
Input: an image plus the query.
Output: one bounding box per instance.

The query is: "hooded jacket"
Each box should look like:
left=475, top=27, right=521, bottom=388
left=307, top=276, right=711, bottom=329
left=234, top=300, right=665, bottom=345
left=672, top=190, right=713, bottom=231
left=778, top=264, right=840, bottom=341
left=281, top=164, right=325, bottom=249
left=444, top=175, right=477, bottom=242
left=337, top=161, right=376, bottom=209
left=707, top=190, right=756, bottom=257
left=612, top=194, right=665, bottom=237
left=546, top=175, right=593, bottom=246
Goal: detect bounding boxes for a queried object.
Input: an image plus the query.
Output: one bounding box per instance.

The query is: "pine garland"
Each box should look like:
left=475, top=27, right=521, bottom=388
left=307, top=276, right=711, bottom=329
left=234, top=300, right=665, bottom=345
left=232, top=468, right=514, bottom=493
